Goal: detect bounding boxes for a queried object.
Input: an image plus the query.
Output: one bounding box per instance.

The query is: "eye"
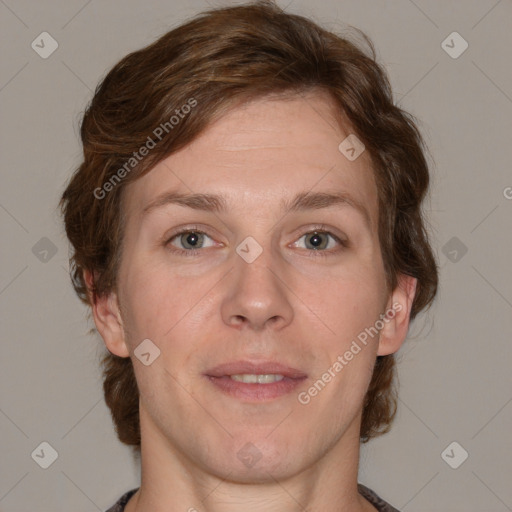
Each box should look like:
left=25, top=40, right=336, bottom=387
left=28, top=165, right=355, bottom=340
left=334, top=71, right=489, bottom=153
left=166, top=229, right=216, bottom=254
left=292, top=230, right=346, bottom=255
left=164, top=227, right=347, bottom=257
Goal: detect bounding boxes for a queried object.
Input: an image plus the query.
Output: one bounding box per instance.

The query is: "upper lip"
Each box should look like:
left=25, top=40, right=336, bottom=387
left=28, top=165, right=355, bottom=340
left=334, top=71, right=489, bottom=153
left=205, top=360, right=307, bottom=379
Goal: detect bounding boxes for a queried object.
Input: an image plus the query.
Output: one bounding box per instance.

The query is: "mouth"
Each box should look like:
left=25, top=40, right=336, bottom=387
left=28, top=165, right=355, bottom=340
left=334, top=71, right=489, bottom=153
left=204, top=361, right=307, bottom=402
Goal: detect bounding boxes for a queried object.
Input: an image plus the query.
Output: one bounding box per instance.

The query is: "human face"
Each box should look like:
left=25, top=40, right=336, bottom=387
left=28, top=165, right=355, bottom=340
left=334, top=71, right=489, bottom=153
left=113, top=91, right=391, bottom=481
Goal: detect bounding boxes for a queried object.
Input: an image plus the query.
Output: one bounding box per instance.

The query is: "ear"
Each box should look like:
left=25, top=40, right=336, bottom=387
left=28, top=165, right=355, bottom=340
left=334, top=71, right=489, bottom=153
left=377, top=274, right=417, bottom=356
left=84, top=269, right=130, bottom=358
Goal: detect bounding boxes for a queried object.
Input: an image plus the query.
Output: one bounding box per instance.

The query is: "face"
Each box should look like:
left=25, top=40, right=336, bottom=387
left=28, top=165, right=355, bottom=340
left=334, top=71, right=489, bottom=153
left=96, top=91, right=413, bottom=482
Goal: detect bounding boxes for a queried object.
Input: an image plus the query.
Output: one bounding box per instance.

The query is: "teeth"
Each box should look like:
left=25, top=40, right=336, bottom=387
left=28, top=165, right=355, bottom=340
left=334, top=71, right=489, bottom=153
left=230, top=374, right=285, bottom=384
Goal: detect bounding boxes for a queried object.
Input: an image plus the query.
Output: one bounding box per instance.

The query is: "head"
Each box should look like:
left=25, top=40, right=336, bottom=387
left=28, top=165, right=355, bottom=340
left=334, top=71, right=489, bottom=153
left=60, top=0, right=437, bottom=474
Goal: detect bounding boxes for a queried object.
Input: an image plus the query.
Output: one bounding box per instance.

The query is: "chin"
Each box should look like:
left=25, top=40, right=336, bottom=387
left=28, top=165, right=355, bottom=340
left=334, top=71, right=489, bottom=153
left=205, top=435, right=306, bottom=483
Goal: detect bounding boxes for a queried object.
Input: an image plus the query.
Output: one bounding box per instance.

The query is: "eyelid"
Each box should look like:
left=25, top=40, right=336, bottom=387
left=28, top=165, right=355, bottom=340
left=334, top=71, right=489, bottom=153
left=165, top=225, right=220, bottom=251
left=288, top=225, right=349, bottom=255
left=164, top=224, right=349, bottom=256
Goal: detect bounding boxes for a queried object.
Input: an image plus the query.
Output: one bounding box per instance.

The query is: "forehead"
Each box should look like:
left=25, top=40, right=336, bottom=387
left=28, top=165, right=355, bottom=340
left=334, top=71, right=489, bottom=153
left=122, top=91, right=379, bottom=228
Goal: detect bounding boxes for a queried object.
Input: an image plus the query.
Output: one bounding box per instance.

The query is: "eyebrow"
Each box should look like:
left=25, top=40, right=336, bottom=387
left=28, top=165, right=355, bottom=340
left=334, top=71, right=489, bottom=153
left=142, top=190, right=372, bottom=229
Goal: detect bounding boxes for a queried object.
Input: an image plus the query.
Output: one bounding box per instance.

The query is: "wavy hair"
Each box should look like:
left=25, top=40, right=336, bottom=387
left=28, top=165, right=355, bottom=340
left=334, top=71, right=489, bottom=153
left=60, top=0, right=438, bottom=448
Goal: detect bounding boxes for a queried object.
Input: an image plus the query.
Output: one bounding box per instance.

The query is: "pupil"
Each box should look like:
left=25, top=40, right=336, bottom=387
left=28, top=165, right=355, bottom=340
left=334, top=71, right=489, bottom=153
left=186, top=233, right=199, bottom=246
left=310, top=233, right=322, bottom=248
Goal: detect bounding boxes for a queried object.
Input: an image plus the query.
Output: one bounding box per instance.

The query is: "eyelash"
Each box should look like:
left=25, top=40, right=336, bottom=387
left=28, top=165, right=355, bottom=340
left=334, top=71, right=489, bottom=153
left=164, top=225, right=348, bottom=258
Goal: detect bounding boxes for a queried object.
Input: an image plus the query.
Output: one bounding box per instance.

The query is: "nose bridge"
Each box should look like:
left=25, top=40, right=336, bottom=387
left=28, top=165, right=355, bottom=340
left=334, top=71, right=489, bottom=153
left=220, top=234, right=294, bottom=331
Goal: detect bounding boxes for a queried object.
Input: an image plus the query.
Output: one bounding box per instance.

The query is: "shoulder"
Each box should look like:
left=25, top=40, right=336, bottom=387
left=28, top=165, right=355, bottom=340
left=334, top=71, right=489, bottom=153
left=358, top=483, right=401, bottom=512
left=104, top=488, right=139, bottom=512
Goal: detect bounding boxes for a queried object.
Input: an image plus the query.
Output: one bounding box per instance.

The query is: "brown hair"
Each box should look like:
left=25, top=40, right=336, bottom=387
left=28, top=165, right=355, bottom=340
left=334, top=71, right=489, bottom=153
left=60, top=0, right=438, bottom=449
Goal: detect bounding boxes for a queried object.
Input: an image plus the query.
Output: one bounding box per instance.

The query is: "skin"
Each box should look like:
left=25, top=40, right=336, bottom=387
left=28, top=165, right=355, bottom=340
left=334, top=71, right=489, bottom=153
left=88, top=91, right=416, bottom=512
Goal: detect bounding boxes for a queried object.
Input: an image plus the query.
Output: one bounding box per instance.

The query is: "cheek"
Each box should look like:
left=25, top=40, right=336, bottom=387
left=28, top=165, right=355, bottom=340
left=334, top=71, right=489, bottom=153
left=118, top=260, right=181, bottom=343
left=119, top=257, right=220, bottom=348
left=118, top=231, right=387, bottom=349
left=300, top=264, right=386, bottom=344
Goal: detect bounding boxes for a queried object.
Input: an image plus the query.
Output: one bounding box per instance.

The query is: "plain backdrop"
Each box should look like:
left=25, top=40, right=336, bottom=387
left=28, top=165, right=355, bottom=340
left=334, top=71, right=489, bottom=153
left=1, top=1, right=511, bottom=511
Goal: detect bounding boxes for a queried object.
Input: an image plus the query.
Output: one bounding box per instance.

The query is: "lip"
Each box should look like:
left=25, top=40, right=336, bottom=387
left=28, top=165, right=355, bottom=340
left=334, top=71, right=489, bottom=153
left=205, top=361, right=307, bottom=379
left=204, top=360, right=307, bottom=402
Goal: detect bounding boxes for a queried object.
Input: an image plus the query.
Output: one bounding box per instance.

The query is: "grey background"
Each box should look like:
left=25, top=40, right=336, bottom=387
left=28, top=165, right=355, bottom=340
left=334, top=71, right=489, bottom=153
left=1, top=0, right=511, bottom=510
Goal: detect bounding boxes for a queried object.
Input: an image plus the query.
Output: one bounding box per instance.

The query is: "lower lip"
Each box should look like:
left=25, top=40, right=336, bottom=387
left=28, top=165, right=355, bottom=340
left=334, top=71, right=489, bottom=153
left=206, top=375, right=306, bottom=401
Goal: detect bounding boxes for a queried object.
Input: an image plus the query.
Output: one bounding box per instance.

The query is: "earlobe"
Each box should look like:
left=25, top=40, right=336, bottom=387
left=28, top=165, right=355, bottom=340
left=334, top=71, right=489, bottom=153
left=377, top=274, right=417, bottom=356
left=84, top=269, right=130, bottom=358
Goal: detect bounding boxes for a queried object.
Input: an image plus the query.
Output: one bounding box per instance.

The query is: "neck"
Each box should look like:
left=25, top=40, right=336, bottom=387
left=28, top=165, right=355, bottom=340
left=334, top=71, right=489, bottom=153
left=125, top=412, right=376, bottom=512
left=125, top=408, right=376, bottom=512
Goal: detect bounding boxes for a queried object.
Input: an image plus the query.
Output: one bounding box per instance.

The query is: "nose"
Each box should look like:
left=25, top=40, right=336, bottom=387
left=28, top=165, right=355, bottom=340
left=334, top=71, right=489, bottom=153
left=220, top=242, right=294, bottom=332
